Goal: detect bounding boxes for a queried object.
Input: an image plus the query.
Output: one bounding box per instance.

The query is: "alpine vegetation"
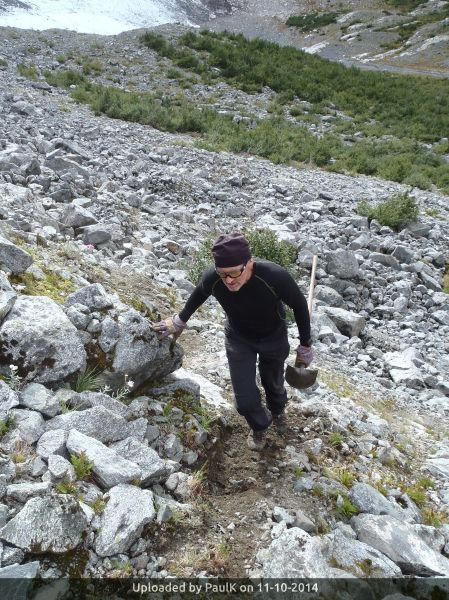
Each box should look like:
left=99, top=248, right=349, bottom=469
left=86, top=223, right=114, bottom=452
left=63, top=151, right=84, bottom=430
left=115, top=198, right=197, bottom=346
left=0, top=17, right=448, bottom=593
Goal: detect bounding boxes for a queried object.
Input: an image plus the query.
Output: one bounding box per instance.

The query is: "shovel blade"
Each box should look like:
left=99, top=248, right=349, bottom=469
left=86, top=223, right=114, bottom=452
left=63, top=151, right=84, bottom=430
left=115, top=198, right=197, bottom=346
left=285, top=363, right=318, bottom=390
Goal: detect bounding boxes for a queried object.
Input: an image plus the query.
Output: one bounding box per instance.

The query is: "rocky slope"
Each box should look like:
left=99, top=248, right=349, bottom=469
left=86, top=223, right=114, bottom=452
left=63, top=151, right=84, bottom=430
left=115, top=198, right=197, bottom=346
left=0, top=23, right=449, bottom=596
left=204, top=0, right=449, bottom=78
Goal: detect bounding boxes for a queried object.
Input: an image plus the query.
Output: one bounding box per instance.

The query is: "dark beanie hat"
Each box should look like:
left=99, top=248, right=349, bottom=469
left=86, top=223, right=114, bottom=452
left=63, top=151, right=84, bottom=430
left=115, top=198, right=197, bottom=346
left=212, top=233, right=251, bottom=268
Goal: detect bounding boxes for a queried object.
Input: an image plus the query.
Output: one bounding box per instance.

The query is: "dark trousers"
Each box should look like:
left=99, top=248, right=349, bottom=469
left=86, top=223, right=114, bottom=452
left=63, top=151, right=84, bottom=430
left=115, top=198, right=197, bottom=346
left=224, top=326, right=290, bottom=431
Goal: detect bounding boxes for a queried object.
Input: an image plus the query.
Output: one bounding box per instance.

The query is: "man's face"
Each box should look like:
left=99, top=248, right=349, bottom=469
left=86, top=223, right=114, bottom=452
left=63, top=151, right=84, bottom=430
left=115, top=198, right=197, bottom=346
left=216, top=260, right=253, bottom=292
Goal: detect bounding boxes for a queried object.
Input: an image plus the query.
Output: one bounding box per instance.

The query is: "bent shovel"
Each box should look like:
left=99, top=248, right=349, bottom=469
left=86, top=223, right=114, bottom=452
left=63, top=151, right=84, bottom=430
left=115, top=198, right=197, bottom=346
left=285, top=255, right=318, bottom=390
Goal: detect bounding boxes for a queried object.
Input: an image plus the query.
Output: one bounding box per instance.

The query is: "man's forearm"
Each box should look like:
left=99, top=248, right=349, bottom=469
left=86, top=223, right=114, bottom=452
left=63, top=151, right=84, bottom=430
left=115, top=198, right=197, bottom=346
left=178, top=285, right=209, bottom=322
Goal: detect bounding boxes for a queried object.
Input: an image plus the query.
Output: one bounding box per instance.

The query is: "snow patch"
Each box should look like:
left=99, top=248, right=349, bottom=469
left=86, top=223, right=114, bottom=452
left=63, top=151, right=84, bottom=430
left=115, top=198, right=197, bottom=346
left=400, top=34, right=449, bottom=56
left=303, top=41, right=328, bottom=55
left=0, top=0, right=184, bottom=34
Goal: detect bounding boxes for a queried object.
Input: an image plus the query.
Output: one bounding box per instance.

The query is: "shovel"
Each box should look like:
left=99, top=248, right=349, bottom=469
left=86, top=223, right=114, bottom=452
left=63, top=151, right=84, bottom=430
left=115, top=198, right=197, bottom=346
left=285, top=255, right=318, bottom=390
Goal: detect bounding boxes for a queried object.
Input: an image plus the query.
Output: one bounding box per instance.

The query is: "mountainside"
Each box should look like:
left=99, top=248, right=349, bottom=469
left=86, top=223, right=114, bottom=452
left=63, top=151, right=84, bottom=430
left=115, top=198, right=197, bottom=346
left=1, top=0, right=449, bottom=78
left=0, top=0, right=236, bottom=34
left=0, top=18, right=449, bottom=596
left=204, top=0, right=449, bottom=78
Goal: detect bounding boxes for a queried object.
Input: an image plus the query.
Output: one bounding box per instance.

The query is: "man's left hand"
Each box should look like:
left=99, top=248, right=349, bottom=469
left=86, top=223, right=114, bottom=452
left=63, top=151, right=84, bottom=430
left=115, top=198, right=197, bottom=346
left=295, top=344, right=314, bottom=367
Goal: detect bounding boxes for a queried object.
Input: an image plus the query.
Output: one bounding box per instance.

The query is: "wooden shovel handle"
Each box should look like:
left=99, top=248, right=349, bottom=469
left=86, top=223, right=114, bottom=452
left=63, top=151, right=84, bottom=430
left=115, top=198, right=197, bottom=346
left=307, top=255, right=318, bottom=317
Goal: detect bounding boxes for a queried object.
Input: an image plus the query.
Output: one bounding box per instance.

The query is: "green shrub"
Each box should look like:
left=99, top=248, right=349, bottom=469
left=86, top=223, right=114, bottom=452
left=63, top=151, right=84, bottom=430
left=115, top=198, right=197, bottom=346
left=166, top=67, right=183, bottom=79
left=387, top=0, right=428, bottom=10
left=0, top=58, right=7, bottom=67
left=55, top=479, right=79, bottom=496
left=73, top=366, right=103, bottom=393
left=0, top=415, right=16, bottom=438
left=17, top=63, right=38, bottom=80
left=88, top=496, right=106, bottom=515
left=70, top=452, right=93, bottom=480
left=286, top=12, right=340, bottom=31
left=243, top=228, right=297, bottom=270
left=444, top=264, right=449, bottom=294
left=44, top=69, right=86, bottom=87
left=335, top=496, right=359, bottom=519
left=82, top=59, right=104, bottom=75
left=188, top=228, right=297, bottom=285
left=357, top=192, right=419, bottom=231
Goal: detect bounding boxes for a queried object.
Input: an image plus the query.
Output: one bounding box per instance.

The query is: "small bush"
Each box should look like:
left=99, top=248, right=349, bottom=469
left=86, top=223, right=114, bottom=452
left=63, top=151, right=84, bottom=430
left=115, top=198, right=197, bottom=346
left=88, top=496, right=106, bottom=515
left=0, top=58, right=8, bottom=67
left=44, top=69, right=86, bottom=88
left=335, top=496, right=359, bottom=519
left=70, top=451, right=93, bottom=480
left=286, top=12, right=340, bottom=31
left=336, top=467, right=356, bottom=488
left=243, top=228, right=297, bottom=270
left=73, top=366, right=103, bottom=392
left=444, top=264, right=449, bottom=294
left=55, top=479, right=79, bottom=496
left=357, top=192, right=419, bottom=231
left=82, top=59, right=104, bottom=75
left=329, top=432, right=344, bottom=447
left=0, top=415, right=16, bottom=438
left=188, top=228, right=297, bottom=285
left=17, top=63, right=38, bottom=80
left=422, top=507, right=447, bottom=528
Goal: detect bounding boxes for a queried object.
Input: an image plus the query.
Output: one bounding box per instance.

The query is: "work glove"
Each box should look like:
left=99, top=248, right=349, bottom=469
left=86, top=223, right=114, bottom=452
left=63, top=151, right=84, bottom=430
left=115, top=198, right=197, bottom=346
left=295, top=344, right=314, bottom=367
left=151, top=314, right=186, bottom=341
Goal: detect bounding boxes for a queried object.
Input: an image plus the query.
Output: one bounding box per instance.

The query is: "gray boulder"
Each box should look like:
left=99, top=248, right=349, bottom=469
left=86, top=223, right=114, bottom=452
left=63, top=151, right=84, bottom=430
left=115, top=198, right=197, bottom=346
left=10, top=409, right=45, bottom=444
left=66, top=429, right=141, bottom=488
left=104, top=308, right=183, bottom=391
left=392, top=245, right=414, bottom=264
left=426, top=446, right=449, bottom=479
left=46, top=406, right=130, bottom=443
left=0, top=381, right=19, bottom=420
left=326, top=250, right=360, bottom=279
left=36, top=429, right=68, bottom=460
left=351, top=514, right=449, bottom=575
left=0, top=456, right=16, bottom=482
left=111, top=437, right=176, bottom=486
left=20, top=383, right=60, bottom=418
left=98, top=316, right=120, bottom=352
left=6, top=482, right=52, bottom=503
left=47, top=455, right=75, bottom=481
left=95, top=484, right=155, bottom=557
left=323, top=307, right=366, bottom=337
left=349, top=483, right=408, bottom=521
left=0, top=291, right=16, bottom=323
left=0, top=273, right=14, bottom=292
left=73, top=391, right=128, bottom=417
left=384, top=348, right=425, bottom=389
left=0, top=494, right=88, bottom=553
left=0, top=561, right=40, bottom=600
left=44, top=155, right=90, bottom=180
left=325, top=529, right=401, bottom=577
left=61, top=204, right=98, bottom=228
left=256, top=525, right=345, bottom=577
left=369, top=253, right=400, bottom=270
left=0, top=236, right=33, bottom=274
left=82, top=225, right=111, bottom=245
left=0, top=296, right=86, bottom=384
left=65, top=283, right=114, bottom=311
left=315, top=285, right=344, bottom=308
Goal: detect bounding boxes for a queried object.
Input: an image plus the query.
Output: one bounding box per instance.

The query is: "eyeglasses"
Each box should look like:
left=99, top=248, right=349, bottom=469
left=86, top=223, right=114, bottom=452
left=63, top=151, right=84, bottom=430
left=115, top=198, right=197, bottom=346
left=216, top=263, right=247, bottom=280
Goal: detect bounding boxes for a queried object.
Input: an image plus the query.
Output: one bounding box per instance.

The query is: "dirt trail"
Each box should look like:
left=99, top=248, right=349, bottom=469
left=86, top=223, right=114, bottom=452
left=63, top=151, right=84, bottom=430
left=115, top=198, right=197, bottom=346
left=146, top=329, right=339, bottom=577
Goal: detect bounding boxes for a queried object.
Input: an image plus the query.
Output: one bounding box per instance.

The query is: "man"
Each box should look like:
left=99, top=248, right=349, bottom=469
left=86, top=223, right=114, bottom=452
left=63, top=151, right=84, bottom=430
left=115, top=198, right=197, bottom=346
left=153, top=233, right=314, bottom=451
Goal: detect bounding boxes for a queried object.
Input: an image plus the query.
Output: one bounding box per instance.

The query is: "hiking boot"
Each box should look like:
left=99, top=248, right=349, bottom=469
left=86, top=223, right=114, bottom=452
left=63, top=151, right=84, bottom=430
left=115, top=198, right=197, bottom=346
left=247, top=428, right=267, bottom=451
left=272, top=412, right=287, bottom=434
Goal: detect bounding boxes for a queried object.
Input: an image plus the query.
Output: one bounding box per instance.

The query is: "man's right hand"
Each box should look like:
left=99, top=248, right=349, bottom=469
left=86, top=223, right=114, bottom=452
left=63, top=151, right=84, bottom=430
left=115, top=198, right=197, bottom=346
left=151, top=314, right=186, bottom=341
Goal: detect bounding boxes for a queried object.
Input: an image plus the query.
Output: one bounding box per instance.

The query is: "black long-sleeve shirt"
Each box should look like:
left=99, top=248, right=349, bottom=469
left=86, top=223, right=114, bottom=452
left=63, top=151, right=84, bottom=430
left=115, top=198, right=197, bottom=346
left=179, top=260, right=311, bottom=344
